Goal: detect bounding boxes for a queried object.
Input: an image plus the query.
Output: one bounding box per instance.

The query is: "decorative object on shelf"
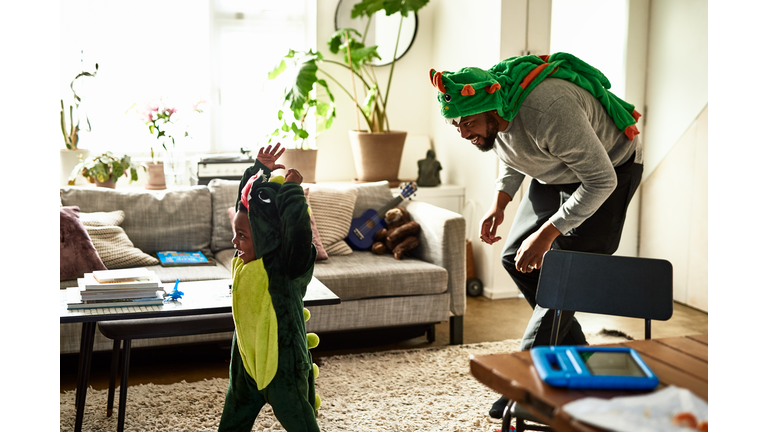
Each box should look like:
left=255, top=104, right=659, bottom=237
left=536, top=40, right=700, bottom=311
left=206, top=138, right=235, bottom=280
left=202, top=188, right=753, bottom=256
left=129, top=97, right=205, bottom=187
left=144, top=161, right=166, bottom=190
left=268, top=0, right=429, bottom=185
left=416, top=149, right=442, bottom=187
left=68, top=152, right=139, bottom=188
left=60, top=58, right=98, bottom=186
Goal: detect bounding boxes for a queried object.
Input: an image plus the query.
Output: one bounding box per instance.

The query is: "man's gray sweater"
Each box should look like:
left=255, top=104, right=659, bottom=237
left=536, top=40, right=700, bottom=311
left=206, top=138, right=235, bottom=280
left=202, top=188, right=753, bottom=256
left=494, top=78, right=643, bottom=234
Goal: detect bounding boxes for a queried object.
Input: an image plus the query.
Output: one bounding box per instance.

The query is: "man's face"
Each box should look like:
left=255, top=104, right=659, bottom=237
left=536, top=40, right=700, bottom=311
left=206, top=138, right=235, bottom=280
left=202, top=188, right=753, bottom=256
left=455, top=112, right=500, bottom=152
left=232, top=210, right=257, bottom=264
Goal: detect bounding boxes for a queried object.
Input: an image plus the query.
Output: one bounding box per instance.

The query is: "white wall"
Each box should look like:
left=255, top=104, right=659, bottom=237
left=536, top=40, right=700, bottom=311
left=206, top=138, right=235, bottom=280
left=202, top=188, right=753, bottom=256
left=638, top=0, right=708, bottom=311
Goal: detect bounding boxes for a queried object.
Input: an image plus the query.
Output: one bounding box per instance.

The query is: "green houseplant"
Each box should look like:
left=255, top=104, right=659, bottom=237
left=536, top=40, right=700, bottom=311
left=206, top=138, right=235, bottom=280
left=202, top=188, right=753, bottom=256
left=267, top=0, right=429, bottom=184
left=60, top=62, right=98, bottom=186
left=68, top=152, right=139, bottom=188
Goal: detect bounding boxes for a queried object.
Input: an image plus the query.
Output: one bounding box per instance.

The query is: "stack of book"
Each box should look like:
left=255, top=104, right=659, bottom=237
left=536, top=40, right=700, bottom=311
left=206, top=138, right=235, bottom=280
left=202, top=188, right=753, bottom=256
left=67, top=268, right=165, bottom=310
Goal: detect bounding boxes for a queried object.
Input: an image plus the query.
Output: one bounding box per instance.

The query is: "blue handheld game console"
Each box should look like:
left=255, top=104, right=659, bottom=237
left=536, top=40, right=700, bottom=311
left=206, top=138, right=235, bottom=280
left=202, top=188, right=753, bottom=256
left=531, top=346, right=659, bottom=390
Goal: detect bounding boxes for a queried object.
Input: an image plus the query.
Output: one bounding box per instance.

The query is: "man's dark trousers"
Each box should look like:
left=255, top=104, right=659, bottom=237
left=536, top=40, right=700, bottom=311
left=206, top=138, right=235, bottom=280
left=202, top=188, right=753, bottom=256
left=501, top=156, right=643, bottom=351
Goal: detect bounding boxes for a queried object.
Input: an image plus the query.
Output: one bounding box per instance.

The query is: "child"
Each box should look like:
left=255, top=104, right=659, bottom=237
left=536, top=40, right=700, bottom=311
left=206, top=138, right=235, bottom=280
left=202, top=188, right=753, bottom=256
left=218, top=143, right=320, bottom=432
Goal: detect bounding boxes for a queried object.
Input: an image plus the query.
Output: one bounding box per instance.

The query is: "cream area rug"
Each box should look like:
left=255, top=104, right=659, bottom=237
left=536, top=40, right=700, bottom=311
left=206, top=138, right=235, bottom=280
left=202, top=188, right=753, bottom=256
left=60, top=331, right=630, bottom=432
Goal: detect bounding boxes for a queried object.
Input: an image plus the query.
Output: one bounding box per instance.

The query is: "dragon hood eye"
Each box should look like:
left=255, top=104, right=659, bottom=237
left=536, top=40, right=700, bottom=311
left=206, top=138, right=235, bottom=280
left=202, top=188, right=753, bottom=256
left=257, top=190, right=271, bottom=204
left=443, top=94, right=452, bottom=103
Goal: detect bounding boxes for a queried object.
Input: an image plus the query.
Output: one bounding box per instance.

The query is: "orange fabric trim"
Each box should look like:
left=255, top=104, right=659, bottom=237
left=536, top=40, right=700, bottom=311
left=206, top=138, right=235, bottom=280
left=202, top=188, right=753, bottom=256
left=485, top=83, right=501, bottom=94
left=520, top=63, right=549, bottom=89
left=461, top=84, right=475, bottom=96
left=624, top=125, right=640, bottom=140
left=632, top=109, right=642, bottom=122
left=431, top=71, right=446, bottom=93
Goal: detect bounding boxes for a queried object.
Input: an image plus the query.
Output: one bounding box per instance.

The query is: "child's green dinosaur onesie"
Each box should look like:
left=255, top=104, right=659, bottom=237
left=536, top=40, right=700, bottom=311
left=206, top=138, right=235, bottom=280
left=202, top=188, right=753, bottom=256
left=218, top=160, right=320, bottom=432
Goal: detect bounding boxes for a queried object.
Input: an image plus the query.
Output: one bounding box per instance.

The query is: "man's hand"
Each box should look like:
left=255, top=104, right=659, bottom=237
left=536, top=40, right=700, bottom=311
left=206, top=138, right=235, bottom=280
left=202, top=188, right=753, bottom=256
left=514, top=221, right=561, bottom=273
left=479, top=207, right=504, bottom=245
left=479, top=191, right=512, bottom=245
left=285, top=168, right=303, bottom=185
left=257, top=143, right=286, bottom=171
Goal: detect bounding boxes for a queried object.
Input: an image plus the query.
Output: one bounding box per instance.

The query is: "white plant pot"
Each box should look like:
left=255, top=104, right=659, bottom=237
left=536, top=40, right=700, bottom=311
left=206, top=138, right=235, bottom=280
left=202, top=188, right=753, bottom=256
left=60, top=148, right=90, bottom=186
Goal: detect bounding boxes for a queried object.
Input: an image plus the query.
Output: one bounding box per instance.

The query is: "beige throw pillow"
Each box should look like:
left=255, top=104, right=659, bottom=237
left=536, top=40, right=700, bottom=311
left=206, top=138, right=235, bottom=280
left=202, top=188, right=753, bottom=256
left=306, top=186, right=358, bottom=256
left=80, top=210, right=160, bottom=268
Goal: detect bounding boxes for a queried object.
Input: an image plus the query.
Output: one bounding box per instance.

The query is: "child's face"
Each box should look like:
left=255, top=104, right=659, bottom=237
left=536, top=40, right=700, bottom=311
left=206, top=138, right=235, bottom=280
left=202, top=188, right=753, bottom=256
left=232, top=210, right=256, bottom=264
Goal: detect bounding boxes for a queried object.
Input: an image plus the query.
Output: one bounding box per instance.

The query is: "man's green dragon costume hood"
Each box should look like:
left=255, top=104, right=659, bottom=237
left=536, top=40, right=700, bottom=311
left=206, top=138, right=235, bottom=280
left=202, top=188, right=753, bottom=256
left=430, top=52, right=641, bottom=140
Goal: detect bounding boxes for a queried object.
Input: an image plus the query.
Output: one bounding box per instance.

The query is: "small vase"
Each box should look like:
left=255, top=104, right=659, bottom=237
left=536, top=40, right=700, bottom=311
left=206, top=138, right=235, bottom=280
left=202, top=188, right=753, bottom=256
left=145, top=161, right=167, bottom=190
left=164, top=149, right=187, bottom=187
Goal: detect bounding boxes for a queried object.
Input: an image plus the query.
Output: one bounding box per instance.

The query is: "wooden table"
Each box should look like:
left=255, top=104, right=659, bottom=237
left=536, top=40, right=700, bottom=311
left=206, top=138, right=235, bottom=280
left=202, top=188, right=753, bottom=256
left=61, top=277, right=340, bottom=432
left=469, top=334, right=708, bottom=432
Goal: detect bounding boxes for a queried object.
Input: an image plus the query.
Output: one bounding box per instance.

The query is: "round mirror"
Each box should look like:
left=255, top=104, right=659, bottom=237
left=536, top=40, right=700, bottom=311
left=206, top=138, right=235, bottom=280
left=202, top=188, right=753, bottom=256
left=334, top=0, right=419, bottom=67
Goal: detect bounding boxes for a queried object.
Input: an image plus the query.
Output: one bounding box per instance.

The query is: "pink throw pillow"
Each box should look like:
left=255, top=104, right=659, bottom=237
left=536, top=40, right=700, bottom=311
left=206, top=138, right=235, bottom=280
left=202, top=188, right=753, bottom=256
left=60, top=206, right=107, bottom=280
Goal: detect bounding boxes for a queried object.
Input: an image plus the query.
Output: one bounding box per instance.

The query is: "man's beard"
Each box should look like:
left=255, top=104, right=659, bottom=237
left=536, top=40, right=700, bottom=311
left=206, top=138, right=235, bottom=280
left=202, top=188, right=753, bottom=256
left=472, top=112, right=499, bottom=152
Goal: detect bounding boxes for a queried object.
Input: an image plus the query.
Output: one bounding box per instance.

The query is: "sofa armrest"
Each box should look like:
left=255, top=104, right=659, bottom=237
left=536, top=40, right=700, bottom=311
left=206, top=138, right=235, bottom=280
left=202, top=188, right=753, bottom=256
left=404, top=200, right=466, bottom=317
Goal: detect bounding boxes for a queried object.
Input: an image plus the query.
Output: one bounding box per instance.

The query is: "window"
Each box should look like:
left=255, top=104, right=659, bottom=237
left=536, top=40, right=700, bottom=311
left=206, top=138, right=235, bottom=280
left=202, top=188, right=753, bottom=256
left=549, top=0, right=628, bottom=99
left=59, top=0, right=314, bottom=157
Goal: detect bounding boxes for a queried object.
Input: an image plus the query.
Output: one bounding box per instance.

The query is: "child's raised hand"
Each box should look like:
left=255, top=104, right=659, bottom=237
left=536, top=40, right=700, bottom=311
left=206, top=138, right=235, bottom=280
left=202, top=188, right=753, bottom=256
left=285, top=168, right=303, bottom=185
left=257, top=143, right=286, bottom=171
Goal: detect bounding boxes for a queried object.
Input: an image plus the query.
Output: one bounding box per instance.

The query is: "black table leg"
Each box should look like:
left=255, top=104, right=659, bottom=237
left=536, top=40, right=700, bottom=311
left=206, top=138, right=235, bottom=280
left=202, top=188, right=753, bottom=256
left=74, top=321, right=96, bottom=432
left=117, top=339, right=131, bottom=432
left=501, top=399, right=514, bottom=432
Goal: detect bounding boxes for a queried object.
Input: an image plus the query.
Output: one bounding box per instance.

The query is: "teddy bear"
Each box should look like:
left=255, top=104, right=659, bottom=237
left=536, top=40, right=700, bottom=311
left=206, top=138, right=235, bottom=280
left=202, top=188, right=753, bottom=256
left=371, top=206, right=420, bottom=260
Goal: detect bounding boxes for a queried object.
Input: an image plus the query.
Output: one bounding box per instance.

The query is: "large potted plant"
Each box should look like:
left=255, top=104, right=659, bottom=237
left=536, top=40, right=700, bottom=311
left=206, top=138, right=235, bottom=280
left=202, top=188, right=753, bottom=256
left=268, top=0, right=429, bottom=185
left=68, top=152, right=139, bottom=189
left=60, top=63, right=98, bottom=186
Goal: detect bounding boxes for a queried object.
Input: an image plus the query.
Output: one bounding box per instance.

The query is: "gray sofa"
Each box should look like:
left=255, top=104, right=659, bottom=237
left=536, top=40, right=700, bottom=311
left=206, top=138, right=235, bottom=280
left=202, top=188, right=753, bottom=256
left=59, top=180, right=466, bottom=354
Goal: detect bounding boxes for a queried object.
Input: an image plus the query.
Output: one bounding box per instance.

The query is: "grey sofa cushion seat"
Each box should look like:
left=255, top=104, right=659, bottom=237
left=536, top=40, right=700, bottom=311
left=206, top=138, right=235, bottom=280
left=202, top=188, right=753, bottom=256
left=60, top=186, right=213, bottom=256
left=207, top=179, right=240, bottom=253
left=312, top=251, right=449, bottom=300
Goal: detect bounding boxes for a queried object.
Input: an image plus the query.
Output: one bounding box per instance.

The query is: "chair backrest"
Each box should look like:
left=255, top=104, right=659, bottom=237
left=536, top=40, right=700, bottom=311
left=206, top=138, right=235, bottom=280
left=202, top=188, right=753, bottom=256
left=536, top=250, right=673, bottom=341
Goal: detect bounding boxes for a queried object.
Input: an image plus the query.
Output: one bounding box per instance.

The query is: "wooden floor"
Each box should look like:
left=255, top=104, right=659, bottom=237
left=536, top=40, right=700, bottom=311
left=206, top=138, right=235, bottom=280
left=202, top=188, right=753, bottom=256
left=59, top=295, right=708, bottom=393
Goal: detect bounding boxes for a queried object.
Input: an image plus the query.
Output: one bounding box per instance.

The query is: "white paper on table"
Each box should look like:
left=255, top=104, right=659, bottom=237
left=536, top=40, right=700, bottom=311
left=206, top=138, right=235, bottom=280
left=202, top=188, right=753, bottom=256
left=562, top=386, right=707, bottom=432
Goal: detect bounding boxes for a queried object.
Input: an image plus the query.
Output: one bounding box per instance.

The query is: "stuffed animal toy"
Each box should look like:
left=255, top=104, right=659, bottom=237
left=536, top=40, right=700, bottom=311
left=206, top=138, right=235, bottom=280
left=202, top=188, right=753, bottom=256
left=430, top=52, right=641, bottom=140
left=371, top=206, right=420, bottom=260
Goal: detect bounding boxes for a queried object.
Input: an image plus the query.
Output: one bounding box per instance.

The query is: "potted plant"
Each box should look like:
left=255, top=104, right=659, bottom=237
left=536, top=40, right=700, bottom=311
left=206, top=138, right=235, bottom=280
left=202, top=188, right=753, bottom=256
left=128, top=97, right=205, bottom=188
left=60, top=62, right=98, bottom=186
left=68, top=152, right=139, bottom=189
left=268, top=0, right=429, bottom=185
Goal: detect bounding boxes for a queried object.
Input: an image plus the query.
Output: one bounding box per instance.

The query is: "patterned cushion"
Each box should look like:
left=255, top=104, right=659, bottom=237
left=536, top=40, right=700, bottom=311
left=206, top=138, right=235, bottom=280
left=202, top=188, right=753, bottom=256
left=60, top=206, right=107, bottom=280
left=81, top=210, right=159, bottom=268
left=306, top=185, right=358, bottom=256
left=304, top=187, right=328, bottom=261
left=208, top=179, right=240, bottom=253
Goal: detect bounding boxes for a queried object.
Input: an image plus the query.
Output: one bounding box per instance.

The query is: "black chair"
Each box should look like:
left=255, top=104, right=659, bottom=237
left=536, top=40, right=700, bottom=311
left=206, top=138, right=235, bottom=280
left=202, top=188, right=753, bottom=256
left=502, top=250, right=673, bottom=432
left=98, top=313, right=235, bottom=432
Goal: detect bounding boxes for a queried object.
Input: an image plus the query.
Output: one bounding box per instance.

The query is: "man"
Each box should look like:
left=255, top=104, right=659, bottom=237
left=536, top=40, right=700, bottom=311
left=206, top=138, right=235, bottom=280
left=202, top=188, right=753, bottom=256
left=430, top=53, right=644, bottom=418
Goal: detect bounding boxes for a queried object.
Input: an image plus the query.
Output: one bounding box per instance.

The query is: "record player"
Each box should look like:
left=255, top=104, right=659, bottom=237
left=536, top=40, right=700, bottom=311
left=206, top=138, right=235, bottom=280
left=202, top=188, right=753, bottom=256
left=196, top=151, right=254, bottom=185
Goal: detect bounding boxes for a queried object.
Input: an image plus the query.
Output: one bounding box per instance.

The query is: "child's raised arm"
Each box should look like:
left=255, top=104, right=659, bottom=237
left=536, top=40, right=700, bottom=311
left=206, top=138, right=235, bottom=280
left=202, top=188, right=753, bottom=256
left=256, top=143, right=286, bottom=171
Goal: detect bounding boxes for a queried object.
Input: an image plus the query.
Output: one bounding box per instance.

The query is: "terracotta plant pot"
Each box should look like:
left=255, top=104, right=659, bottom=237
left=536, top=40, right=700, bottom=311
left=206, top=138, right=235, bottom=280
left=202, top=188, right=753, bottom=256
left=348, top=130, right=407, bottom=186
left=145, top=161, right=167, bottom=190
left=278, top=149, right=318, bottom=183
left=94, top=178, right=116, bottom=189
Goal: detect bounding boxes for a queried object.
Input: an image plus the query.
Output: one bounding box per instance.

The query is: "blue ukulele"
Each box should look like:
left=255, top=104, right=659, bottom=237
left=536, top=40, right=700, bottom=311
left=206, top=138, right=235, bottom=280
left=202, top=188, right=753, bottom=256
left=346, top=182, right=418, bottom=250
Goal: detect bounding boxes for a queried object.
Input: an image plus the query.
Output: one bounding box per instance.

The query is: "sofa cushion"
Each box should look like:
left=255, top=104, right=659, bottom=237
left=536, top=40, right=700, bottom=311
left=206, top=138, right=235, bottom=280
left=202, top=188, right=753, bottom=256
left=60, top=186, right=213, bottom=256
left=351, top=180, right=396, bottom=219
left=306, top=185, right=358, bottom=256
left=207, top=179, right=240, bottom=253
left=60, top=206, right=107, bottom=280
left=312, top=251, right=449, bottom=300
left=304, top=187, right=328, bottom=261
left=82, top=210, right=160, bottom=268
